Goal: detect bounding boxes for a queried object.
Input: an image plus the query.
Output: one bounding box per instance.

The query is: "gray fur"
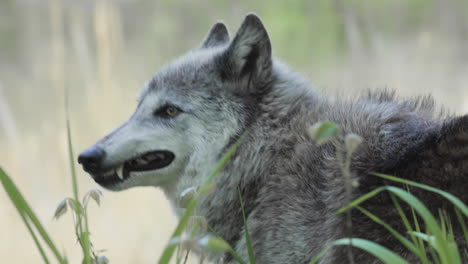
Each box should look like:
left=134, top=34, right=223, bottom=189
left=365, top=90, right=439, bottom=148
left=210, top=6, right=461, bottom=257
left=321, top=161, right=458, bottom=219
left=201, top=22, right=230, bottom=48
left=79, top=14, right=468, bottom=264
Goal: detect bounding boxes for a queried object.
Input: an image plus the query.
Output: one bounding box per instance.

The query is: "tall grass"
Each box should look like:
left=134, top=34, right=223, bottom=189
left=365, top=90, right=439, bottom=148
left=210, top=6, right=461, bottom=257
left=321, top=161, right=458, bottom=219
left=0, top=167, right=67, bottom=264
left=0, top=87, right=105, bottom=263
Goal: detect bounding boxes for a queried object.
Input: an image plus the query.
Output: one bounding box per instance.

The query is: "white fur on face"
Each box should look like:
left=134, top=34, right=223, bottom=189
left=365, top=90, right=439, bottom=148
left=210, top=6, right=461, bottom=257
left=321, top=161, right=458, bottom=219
left=94, top=83, right=242, bottom=194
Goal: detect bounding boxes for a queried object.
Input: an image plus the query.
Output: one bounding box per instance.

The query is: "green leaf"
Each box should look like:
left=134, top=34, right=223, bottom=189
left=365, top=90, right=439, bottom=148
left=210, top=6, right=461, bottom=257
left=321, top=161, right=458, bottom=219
left=336, top=187, right=385, bottom=214
left=455, top=208, right=468, bottom=246
left=337, top=184, right=463, bottom=264
left=22, top=211, right=50, bottom=264
left=207, top=225, right=248, bottom=264
left=345, top=133, right=363, bottom=155
left=384, top=186, right=453, bottom=264
left=410, top=232, right=436, bottom=248
left=308, top=121, right=340, bottom=145
left=356, top=206, right=421, bottom=259
left=332, top=238, right=409, bottom=264
left=372, top=173, right=468, bottom=217
left=83, top=189, right=102, bottom=207
left=238, top=188, right=256, bottom=264
left=54, top=199, right=69, bottom=220
left=199, top=235, right=231, bottom=253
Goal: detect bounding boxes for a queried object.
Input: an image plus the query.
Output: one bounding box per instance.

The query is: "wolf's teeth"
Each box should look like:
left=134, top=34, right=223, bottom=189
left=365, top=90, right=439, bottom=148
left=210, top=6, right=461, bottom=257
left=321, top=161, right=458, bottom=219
left=137, top=158, right=147, bottom=165
left=116, top=165, right=124, bottom=180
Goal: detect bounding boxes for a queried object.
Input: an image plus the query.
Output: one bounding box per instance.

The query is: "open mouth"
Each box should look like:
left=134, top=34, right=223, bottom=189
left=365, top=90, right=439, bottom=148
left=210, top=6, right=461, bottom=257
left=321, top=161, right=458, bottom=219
left=93, top=150, right=175, bottom=186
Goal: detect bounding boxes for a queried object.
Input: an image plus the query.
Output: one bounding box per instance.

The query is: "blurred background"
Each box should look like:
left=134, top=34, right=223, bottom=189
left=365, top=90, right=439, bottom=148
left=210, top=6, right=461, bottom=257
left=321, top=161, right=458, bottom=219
left=0, top=0, right=467, bottom=263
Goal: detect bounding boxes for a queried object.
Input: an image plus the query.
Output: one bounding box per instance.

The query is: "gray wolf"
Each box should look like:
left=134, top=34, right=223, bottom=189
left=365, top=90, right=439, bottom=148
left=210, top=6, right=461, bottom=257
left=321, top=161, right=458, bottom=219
left=78, top=14, right=468, bottom=263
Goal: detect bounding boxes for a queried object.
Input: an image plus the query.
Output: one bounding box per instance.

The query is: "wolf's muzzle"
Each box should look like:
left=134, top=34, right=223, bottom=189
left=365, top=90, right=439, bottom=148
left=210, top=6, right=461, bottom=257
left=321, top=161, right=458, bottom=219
left=78, top=146, right=106, bottom=173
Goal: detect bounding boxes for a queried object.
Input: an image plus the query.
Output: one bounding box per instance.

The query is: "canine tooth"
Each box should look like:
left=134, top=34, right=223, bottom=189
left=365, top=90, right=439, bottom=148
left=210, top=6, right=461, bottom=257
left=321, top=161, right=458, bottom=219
left=116, top=165, right=124, bottom=180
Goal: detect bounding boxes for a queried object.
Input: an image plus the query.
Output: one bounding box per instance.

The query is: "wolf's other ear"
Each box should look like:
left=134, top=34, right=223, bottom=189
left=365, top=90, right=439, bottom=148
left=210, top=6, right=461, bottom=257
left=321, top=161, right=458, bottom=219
left=201, top=22, right=230, bottom=48
left=220, top=14, right=272, bottom=91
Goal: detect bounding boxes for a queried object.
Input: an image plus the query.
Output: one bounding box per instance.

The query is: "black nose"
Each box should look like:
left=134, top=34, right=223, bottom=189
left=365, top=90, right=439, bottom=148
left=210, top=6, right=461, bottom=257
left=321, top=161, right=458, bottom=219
left=78, top=146, right=106, bottom=173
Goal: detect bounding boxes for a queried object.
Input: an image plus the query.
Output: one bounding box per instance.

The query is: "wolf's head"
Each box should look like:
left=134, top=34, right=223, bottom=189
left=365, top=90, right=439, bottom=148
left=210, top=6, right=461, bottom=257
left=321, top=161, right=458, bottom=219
left=78, top=14, right=273, bottom=192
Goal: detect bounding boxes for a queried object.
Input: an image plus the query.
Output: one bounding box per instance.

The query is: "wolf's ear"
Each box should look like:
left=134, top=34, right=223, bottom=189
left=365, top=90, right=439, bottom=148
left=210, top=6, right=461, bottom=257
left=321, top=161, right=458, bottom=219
left=201, top=22, right=230, bottom=48
left=220, top=14, right=272, bottom=91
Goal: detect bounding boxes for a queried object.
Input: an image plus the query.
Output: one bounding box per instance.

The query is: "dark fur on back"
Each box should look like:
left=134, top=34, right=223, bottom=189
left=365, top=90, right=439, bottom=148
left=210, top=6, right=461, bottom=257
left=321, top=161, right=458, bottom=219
left=202, top=77, right=468, bottom=263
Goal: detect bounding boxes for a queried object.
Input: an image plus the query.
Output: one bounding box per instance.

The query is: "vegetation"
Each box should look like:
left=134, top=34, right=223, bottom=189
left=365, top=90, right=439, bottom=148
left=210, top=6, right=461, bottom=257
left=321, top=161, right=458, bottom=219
left=1, top=121, right=467, bottom=263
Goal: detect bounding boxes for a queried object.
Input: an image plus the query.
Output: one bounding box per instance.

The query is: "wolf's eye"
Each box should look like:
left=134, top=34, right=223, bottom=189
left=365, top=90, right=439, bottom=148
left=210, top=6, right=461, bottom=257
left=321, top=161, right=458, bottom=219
left=154, top=105, right=182, bottom=119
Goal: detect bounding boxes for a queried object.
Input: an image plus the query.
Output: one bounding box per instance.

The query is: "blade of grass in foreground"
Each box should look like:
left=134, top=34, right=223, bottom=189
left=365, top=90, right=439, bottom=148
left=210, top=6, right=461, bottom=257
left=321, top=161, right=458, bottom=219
left=336, top=186, right=385, bottom=214
left=372, top=173, right=468, bottom=217
left=455, top=208, right=468, bottom=244
left=238, top=188, right=256, bottom=264
left=64, top=87, right=91, bottom=264
left=341, top=186, right=456, bottom=264
left=309, top=238, right=409, bottom=264
left=384, top=187, right=458, bottom=264
left=158, top=139, right=242, bottom=264
left=332, top=238, right=409, bottom=264
left=0, top=167, right=67, bottom=264
left=389, top=193, right=429, bottom=263
left=207, top=225, right=247, bottom=264
left=355, top=206, right=421, bottom=259
left=22, top=212, right=50, bottom=263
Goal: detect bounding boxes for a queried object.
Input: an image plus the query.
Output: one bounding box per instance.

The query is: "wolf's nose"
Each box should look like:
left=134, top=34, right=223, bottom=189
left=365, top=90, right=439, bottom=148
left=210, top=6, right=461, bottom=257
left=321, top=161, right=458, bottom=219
left=78, top=146, right=106, bottom=173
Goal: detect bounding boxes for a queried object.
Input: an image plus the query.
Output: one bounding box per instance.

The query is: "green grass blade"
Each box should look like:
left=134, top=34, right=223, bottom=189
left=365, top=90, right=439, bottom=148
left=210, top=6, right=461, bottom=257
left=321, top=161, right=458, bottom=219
left=158, top=139, right=242, bottom=264
left=408, top=200, right=430, bottom=264
left=308, top=246, right=329, bottom=264
left=227, top=248, right=249, bottom=264
left=336, top=187, right=385, bottom=214
left=22, top=213, right=50, bottom=264
left=0, top=167, right=66, bottom=263
left=64, top=89, right=92, bottom=264
left=410, top=232, right=436, bottom=248
left=338, top=183, right=464, bottom=264
left=384, top=186, right=453, bottom=264
left=207, top=225, right=247, bottom=264
left=205, top=138, right=242, bottom=184
left=455, top=208, right=468, bottom=245
left=332, top=238, right=409, bottom=264
left=158, top=198, right=197, bottom=264
left=1, top=169, right=50, bottom=263
left=238, top=188, right=256, bottom=264
left=373, top=173, right=468, bottom=217
left=65, top=108, right=80, bottom=208
left=389, top=194, right=422, bottom=258
left=356, top=206, right=421, bottom=259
